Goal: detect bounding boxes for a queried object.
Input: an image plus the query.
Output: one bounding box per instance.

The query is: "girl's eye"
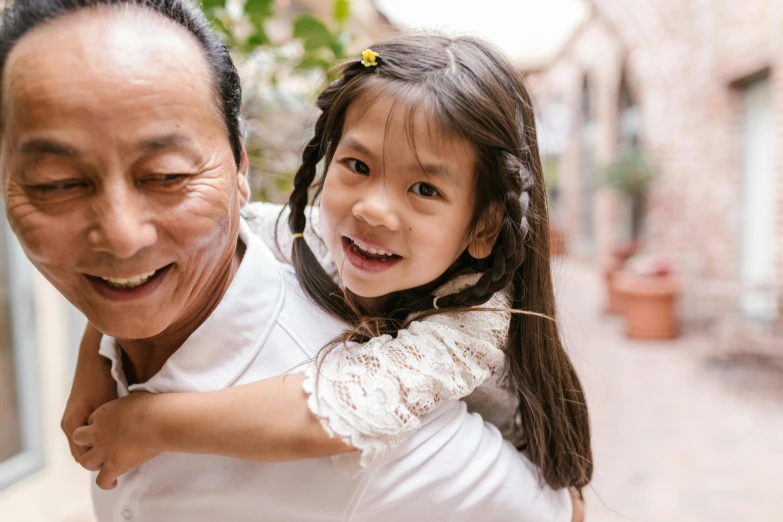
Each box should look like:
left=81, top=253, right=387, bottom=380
left=410, top=182, right=440, bottom=198
left=346, top=159, right=370, bottom=175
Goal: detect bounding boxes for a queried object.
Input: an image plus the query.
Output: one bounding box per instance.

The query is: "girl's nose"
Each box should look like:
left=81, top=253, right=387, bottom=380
left=352, top=188, right=401, bottom=231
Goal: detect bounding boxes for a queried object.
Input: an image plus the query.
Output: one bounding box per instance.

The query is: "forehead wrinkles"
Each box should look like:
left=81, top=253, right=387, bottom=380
left=1, top=7, right=217, bottom=131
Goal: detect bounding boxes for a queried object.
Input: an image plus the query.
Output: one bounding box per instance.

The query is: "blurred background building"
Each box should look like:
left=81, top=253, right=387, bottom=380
left=1, top=0, right=781, bottom=521
left=528, top=0, right=782, bottom=326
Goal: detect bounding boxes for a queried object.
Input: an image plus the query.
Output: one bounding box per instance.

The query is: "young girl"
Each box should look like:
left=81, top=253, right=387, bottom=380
left=67, top=32, right=592, bottom=500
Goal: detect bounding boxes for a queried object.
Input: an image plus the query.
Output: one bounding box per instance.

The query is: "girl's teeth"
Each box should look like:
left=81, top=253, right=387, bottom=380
left=352, top=239, right=393, bottom=257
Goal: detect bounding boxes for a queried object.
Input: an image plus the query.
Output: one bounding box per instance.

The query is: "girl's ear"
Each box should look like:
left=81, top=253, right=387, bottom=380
left=467, top=203, right=503, bottom=259
left=237, top=144, right=250, bottom=206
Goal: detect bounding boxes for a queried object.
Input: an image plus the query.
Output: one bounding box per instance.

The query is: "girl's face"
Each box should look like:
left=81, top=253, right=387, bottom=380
left=319, top=92, right=492, bottom=307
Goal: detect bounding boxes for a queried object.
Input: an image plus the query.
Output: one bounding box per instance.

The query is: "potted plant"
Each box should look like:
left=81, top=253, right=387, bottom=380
left=603, top=146, right=655, bottom=239
left=601, top=147, right=655, bottom=313
left=614, top=255, right=681, bottom=340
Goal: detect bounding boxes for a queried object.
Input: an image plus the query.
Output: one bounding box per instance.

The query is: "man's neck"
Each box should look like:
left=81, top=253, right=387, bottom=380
left=117, top=240, right=246, bottom=385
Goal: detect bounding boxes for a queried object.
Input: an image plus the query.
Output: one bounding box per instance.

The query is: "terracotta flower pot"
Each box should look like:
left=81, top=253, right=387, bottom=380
left=614, top=271, right=681, bottom=340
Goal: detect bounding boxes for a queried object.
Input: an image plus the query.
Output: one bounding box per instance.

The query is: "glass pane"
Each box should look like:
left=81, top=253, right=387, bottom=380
left=0, top=219, right=22, bottom=463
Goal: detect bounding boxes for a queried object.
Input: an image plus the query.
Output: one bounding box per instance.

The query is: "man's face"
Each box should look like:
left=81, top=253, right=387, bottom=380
left=1, top=11, right=248, bottom=340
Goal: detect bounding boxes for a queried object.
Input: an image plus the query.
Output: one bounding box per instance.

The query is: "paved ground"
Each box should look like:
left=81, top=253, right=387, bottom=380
left=553, top=260, right=783, bottom=522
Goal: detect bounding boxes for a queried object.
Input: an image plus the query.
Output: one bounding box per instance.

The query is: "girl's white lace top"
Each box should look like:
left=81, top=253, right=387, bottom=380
left=243, top=202, right=521, bottom=469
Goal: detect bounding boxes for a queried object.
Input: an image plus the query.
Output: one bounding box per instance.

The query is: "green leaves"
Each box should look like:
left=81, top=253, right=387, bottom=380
left=244, top=0, right=274, bottom=20
left=197, top=0, right=357, bottom=201
left=293, top=15, right=334, bottom=52
left=200, top=0, right=225, bottom=12
left=201, top=0, right=351, bottom=70
left=333, top=0, right=351, bottom=25
left=244, top=0, right=274, bottom=35
left=292, top=11, right=353, bottom=71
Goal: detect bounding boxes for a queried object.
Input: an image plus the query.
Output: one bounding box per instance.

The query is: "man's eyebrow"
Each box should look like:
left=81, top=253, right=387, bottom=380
left=20, top=138, right=79, bottom=157
left=136, top=133, right=196, bottom=153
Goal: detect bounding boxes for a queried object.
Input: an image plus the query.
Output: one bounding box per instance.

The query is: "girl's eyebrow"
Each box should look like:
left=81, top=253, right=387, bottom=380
left=340, top=135, right=374, bottom=158
left=412, top=162, right=459, bottom=185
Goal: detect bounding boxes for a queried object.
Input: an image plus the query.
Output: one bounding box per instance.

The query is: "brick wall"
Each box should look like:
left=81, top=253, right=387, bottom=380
left=529, top=0, right=783, bottom=284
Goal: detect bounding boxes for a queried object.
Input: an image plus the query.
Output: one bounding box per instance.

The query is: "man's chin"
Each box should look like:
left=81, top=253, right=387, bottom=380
left=91, top=315, right=171, bottom=343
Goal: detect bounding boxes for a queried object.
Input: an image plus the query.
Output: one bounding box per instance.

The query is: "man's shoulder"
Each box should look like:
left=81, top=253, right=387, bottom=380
left=275, top=268, right=348, bottom=357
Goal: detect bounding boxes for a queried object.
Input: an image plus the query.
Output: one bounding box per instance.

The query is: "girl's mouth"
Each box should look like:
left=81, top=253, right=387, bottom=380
left=342, top=237, right=402, bottom=273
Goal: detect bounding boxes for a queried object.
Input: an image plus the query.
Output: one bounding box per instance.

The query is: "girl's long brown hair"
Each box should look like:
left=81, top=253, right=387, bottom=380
left=285, top=32, right=592, bottom=491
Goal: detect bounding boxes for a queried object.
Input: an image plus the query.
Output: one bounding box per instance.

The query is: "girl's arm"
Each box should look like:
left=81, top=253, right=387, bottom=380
left=74, top=372, right=353, bottom=490
left=62, top=323, right=118, bottom=461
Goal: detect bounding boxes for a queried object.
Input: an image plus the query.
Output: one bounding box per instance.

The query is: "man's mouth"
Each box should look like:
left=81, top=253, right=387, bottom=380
left=99, top=270, right=159, bottom=289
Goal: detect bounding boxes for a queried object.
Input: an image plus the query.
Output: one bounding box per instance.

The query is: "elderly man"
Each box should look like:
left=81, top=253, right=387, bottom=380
left=1, top=0, right=578, bottom=520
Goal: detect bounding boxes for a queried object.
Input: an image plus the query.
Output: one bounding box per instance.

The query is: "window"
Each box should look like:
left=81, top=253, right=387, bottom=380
left=0, top=212, right=43, bottom=490
left=739, top=74, right=778, bottom=319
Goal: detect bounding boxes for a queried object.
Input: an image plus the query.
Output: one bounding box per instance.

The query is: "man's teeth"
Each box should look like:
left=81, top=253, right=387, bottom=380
left=352, top=239, right=394, bottom=257
left=100, top=270, right=157, bottom=289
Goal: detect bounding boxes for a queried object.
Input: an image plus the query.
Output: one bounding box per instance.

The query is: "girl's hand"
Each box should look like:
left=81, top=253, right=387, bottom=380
left=62, top=324, right=117, bottom=462
left=73, top=392, right=162, bottom=490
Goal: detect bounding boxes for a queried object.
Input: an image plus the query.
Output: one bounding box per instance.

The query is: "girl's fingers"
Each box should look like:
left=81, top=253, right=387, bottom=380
left=68, top=438, right=89, bottom=461
left=72, top=425, right=93, bottom=447
left=79, top=448, right=103, bottom=472
left=96, top=468, right=118, bottom=491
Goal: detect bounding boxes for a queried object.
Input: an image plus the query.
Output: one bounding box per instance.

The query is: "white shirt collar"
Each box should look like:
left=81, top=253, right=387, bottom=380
left=99, top=218, right=285, bottom=394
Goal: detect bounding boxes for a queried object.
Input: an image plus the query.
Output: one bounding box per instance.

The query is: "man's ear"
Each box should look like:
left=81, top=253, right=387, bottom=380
left=237, top=143, right=250, bottom=206
left=467, top=203, right=504, bottom=259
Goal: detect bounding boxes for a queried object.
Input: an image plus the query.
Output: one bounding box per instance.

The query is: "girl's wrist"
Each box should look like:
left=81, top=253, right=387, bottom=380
left=145, top=392, right=202, bottom=455
left=143, top=393, right=178, bottom=454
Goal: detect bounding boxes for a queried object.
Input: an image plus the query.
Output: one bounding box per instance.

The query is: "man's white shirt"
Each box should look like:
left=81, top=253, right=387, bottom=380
left=92, top=219, right=572, bottom=522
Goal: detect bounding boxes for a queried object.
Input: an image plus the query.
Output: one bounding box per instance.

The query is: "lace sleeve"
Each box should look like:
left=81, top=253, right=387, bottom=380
left=242, top=202, right=338, bottom=282
left=302, top=275, right=512, bottom=470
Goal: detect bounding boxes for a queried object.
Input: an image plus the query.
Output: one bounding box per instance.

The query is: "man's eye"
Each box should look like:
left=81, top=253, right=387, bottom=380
left=30, top=180, right=89, bottom=192
left=410, top=182, right=439, bottom=198
left=346, top=159, right=370, bottom=175
left=142, top=174, right=188, bottom=184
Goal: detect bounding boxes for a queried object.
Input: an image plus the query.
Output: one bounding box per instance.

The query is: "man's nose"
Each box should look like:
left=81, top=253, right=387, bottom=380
left=352, top=186, right=401, bottom=231
left=87, top=183, right=157, bottom=259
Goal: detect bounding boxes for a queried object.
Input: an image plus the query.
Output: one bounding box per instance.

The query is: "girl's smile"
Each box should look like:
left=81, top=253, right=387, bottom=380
left=341, top=235, right=403, bottom=273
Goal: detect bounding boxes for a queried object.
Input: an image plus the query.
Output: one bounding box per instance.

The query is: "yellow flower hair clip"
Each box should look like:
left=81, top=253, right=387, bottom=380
left=361, top=48, right=380, bottom=67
